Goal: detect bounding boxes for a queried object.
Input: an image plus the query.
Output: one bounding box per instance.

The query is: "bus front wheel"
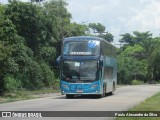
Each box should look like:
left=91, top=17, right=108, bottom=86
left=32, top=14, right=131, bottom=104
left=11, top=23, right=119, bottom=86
left=98, top=85, right=106, bottom=98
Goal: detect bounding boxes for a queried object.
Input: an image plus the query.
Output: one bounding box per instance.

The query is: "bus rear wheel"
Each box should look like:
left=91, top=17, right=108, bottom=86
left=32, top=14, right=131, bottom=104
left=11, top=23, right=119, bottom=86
left=66, top=94, right=74, bottom=99
left=110, top=84, right=115, bottom=95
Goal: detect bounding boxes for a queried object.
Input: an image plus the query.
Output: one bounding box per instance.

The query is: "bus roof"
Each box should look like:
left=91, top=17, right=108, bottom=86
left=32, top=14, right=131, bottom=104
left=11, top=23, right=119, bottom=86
left=64, top=36, right=103, bottom=41
left=63, top=36, right=117, bottom=49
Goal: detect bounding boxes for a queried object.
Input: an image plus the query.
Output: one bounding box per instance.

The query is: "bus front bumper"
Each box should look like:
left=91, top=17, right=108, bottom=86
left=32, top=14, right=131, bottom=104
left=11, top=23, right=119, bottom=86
left=60, top=80, right=102, bottom=95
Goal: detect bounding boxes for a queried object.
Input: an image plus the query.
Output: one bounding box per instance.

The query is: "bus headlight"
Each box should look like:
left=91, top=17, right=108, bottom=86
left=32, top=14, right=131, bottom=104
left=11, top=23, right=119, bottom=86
left=62, top=84, right=69, bottom=89
left=91, top=84, right=98, bottom=88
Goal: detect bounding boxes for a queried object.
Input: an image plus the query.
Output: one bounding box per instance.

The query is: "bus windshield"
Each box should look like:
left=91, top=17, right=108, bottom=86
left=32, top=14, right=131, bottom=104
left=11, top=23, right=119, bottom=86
left=63, top=40, right=100, bottom=56
left=61, top=61, right=98, bottom=82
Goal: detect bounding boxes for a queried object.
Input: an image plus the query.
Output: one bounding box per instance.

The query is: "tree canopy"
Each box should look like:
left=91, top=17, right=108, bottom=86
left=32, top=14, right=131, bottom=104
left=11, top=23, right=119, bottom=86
left=89, top=22, right=114, bottom=42
left=0, top=0, right=113, bottom=94
left=118, top=31, right=160, bottom=84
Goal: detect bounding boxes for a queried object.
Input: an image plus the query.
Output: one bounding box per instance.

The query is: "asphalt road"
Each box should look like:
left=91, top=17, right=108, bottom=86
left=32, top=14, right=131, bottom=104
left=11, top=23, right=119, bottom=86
left=0, top=84, right=160, bottom=120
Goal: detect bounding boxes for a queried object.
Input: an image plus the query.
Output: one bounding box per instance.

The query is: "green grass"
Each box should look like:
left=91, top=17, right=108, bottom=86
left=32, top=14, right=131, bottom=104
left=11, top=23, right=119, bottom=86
left=116, top=92, right=160, bottom=120
left=0, top=88, right=60, bottom=104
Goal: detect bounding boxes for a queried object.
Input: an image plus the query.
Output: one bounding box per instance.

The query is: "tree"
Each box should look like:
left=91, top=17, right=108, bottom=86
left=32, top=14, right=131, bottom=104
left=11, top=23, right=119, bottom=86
left=0, top=3, right=25, bottom=93
left=89, top=23, right=105, bottom=34
left=43, top=0, right=71, bottom=57
left=148, top=38, right=160, bottom=83
left=118, top=45, right=147, bottom=84
left=99, top=32, right=114, bottom=42
left=64, top=22, right=89, bottom=37
left=0, top=0, right=59, bottom=93
left=118, top=31, right=160, bottom=84
left=5, top=0, right=46, bottom=55
left=133, top=31, right=152, bottom=43
left=120, top=31, right=152, bottom=47
left=88, top=22, right=114, bottom=42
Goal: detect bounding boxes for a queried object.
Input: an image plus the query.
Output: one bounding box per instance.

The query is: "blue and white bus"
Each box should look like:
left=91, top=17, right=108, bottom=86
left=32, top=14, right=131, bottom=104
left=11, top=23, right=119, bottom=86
left=58, top=36, right=117, bottom=98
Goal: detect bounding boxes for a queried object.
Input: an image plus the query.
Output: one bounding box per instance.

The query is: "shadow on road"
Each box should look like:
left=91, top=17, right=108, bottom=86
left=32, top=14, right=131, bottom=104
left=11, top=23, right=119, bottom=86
left=53, top=94, right=114, bottom=99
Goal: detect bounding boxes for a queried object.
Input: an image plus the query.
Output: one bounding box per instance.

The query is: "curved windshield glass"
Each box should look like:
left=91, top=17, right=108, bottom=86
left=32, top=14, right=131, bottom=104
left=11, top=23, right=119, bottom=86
left=63, top=40, right=100, bottom=56
left=61, top=61, right=98, bottom=82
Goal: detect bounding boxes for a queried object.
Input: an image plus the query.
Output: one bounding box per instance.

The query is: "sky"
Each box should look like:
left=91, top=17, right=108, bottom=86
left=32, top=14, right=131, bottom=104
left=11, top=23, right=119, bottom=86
left=1, top=0, right=160, bottom=44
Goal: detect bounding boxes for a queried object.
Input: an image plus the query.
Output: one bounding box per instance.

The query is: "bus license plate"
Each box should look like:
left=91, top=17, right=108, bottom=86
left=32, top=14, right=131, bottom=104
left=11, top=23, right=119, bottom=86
left=76, top=90, right=83, bottom=93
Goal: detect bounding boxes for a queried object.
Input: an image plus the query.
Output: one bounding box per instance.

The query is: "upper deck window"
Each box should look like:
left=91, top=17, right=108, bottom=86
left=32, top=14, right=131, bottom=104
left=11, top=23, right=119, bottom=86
left=63, top=40, right=100, bottom=56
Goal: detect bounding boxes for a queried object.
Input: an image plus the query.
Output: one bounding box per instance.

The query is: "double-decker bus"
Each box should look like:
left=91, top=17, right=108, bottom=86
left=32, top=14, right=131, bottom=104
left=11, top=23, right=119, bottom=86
left=58, top=36, right=117, bottom=98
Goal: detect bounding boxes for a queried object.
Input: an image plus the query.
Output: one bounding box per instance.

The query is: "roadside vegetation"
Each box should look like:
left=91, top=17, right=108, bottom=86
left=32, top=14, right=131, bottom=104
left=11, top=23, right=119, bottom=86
left=117, top=31, right=160, bottom=85
left=0, top=88, right=60, bottom=104
left=116, top=92, right=160, bottom=120
left=0, top=0, right=113, bottom=95
left=0, top=0, right=160, bottom=97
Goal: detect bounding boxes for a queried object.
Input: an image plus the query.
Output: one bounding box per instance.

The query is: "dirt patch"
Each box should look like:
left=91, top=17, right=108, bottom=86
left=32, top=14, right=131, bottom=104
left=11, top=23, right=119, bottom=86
left=0, top=98, right=6, bottom=103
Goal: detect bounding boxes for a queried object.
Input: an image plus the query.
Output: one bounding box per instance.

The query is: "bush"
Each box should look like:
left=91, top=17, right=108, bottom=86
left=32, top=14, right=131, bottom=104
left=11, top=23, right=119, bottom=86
left=132, top=79, right=144, bottom=85
left=40, top=62, right=55, bottom=88
left=4, top=76, right=22, bottom=91
left=24, top=60, right=44, bottom=90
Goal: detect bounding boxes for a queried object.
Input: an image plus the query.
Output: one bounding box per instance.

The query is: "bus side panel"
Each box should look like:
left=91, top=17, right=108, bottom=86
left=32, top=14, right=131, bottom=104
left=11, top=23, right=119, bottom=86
left=103, top=56, right=117, bottom=93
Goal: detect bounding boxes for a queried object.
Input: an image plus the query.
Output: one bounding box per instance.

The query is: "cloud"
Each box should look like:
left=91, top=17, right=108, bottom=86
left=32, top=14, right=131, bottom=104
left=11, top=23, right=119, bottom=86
left=67, top=0, right=160, bottom=42
left=1, top=0, right=29, bottom=4
left=0, top=0, right=8, bottom=4
left=125, top=0, right=160, bottom=30
left=2, top=0, right=160, bottom=42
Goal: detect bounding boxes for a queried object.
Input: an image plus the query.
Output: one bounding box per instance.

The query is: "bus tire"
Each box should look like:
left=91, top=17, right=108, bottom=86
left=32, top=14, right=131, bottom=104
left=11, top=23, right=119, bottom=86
left=66, top=94, right=74, bottom=99
left=98, top=85, right=105, bottom=98
left=103, top=84, right=106, bottom=97
left=110, top=83, right=115, bottom=95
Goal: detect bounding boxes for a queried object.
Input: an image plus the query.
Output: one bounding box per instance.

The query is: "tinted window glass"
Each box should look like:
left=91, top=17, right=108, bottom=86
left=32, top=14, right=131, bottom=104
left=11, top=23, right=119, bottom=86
left=63, top=41, right=100, bottom=56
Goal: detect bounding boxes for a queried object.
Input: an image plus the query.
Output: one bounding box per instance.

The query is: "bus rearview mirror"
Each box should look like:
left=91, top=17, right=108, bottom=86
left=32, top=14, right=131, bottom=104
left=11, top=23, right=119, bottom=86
left=56, top=56, right=61, bottom=68
left=100, top=59, right=103, bottom=68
